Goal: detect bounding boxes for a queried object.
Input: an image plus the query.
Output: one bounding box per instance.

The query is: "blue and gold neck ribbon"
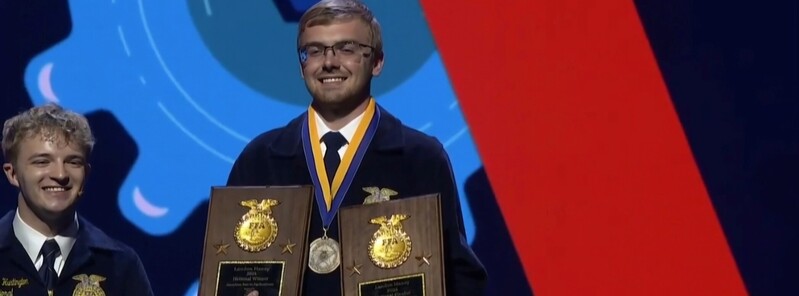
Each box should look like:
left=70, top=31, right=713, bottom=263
left=301, top=98, right=380, bottom=229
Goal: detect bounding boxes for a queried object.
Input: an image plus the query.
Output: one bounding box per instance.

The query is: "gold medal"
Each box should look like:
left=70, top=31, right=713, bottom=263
left=368, top=214, right=412, bottom=269
left=72, top=274, right=106, bottom=296
left=234, top=199, right=280, bottom=252
left=308, top=231, right=341, bottom=274
left=302, top=100, right=379, bottom=274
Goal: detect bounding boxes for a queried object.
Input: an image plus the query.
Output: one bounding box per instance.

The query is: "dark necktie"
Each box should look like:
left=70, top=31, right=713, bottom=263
left=39, top=239, right=61, bottom=291
left=321, top=132, right=348, bottom=185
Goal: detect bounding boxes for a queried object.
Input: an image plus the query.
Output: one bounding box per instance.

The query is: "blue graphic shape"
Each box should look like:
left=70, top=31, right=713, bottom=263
left=23, top=0, right=479, bottom=245
left=184, top=280, right=199, bottom=296
left=272, top=0, right=317, bottom=22
left=188, top=0, right=436, bottom=106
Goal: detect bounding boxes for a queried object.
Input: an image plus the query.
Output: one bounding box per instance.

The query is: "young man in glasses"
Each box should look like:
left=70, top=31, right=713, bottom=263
left=227, top=0, right=487, bottom=295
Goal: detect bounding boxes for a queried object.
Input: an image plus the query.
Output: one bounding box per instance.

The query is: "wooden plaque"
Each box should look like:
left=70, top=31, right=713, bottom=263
left=339, top=194, right=445, bottom=296
left=199, top=186, right=314, bottom=296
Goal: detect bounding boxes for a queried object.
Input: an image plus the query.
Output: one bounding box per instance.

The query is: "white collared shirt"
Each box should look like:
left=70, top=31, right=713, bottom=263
left=313, top=108, right=366, bottom=158
left=12, top=209, right=79, bottom=275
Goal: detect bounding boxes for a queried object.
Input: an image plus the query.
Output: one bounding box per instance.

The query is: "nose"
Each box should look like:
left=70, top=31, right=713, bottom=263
left=322, top=50, right=340, bottom=70
left=50, top=162, right=69, bottom=183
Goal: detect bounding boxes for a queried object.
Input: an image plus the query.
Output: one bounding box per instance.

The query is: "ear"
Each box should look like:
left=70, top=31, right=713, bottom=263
left=3, top=162, right=19, bottom=187
left=371, top=52, right=384, bottom=76
left=79, top=163, right=92, bottom=196
left=299, top=63, right=305, bottom=79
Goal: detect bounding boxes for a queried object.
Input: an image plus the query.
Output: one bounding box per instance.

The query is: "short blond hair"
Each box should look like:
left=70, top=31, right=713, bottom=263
left=297, top=0, right=383, bottom=56
left=2, top=104, right=95, bottom=162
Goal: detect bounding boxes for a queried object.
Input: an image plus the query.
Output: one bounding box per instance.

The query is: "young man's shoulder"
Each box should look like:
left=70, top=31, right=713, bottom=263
left=76, top=216, right=155, bottom=295
left=238, top=114, right=305, bottom=155
left=77, top=216, right=144, bottom=260
left=403, top=126, right=446, bottom=154
left=384, top=112, right=448, bottom=159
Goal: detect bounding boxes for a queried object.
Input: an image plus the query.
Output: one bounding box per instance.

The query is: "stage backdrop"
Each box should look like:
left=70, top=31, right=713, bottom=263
left=1, top=0, right=528, bottom=295
left=1, top=0, right=795, bottom=295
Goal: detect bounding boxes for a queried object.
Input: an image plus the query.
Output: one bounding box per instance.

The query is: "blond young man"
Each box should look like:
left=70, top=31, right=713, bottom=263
left=0, top=104, right=154, bottom=295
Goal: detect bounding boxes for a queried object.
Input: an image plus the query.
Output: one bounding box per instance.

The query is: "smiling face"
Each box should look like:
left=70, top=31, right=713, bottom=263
left=3, top=133, right=88, bottom=226
left=299, top=19, right=384, bottom=109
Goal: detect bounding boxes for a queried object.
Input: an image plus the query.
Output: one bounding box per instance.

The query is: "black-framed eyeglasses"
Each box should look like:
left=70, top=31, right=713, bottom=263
left=298, top=41, right=375, bottom=63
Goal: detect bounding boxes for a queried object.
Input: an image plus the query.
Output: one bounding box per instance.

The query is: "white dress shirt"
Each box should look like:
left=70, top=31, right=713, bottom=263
left=12, top=209, right=79, bottom=275
left=313, top=107, right=366, bottom=158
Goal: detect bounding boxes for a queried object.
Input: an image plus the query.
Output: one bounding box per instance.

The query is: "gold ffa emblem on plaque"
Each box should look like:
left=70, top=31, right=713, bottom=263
left=234, top=199, right=280, bottom=252
left=72, top=274, right=106, bottom=296
left=362, top=187, right=397, bottom=204
left=368, top=214, right=412, bottom=269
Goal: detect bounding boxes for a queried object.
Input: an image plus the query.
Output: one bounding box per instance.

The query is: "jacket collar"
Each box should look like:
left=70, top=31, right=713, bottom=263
left=0, top=211, right=121, bottom=252
left=0, top=211, right=16, bottom=249
left=73, top=216, right=123, bottom=252
left=270, top=104, right=405, bottom=157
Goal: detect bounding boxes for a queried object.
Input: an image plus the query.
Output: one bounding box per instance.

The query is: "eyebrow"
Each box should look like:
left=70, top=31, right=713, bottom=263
left=27, top=153, right=86, bottom=161
left=27, top=153, right=53, bottom=160
left=65, top=155, right=87, bottom=161
left=300, top=40, right=360, bottom=47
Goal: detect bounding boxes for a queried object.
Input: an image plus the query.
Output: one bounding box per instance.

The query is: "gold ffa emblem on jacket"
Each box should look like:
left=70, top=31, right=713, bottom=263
left=72, top=274, right=106, bottom=296
left=362, top=187, right=397, bottom=204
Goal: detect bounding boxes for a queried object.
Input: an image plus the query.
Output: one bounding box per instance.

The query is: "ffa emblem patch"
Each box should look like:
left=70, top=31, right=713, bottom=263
left=363, top=187, right=398, bottom=204
left=72, top=274, right=106, bottom=296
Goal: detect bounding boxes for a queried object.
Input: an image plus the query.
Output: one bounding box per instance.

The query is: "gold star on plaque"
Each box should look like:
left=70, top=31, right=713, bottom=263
left=280, top=239, right=296, bottom=255
left=415, top=253, right=432, bottom=266
left=214, top=241, right=230, bottom=255
left=347, top=260, right=362, bottom=277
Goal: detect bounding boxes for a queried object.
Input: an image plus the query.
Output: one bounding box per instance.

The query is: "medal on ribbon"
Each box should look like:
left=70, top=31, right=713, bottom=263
left=302, top=98, right=380, bottom=274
